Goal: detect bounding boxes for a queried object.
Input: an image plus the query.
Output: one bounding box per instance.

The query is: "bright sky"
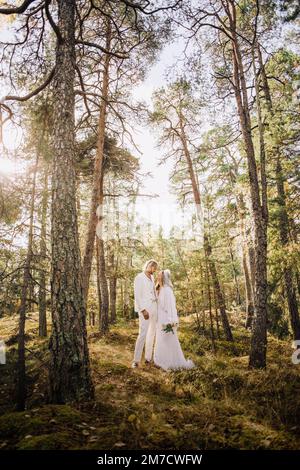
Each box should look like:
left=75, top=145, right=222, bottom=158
left=131, top=38, right=187, bottom=237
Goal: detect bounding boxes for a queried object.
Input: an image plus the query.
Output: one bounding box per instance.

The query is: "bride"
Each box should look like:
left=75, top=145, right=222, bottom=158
left=153, top=269, right=195, bottom=371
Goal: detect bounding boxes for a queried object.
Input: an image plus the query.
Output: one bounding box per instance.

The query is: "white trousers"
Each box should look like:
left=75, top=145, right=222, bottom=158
left=133, top=306, right=157, bottom=363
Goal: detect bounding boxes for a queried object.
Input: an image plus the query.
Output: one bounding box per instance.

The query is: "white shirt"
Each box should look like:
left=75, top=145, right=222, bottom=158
left=134, top=272, right=157, bottom=314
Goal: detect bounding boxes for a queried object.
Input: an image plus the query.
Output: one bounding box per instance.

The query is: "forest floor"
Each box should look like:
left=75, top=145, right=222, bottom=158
left=0, top=311, right=300, bottom=450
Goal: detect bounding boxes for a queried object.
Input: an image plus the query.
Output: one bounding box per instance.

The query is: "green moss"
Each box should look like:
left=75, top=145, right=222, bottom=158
left=0, top=412, right=43, bottom=439
left=0, top=405, right=87, bottom=446
left=1, top=313, right=300, bottom=450
left=86, top=425, right=122, bottom=449
left=95, top=361, right=128, bottom=375
left=17, top=432, right=76, bottom=450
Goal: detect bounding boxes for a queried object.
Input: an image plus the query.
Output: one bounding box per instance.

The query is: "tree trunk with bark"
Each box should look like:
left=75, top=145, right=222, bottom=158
left=16, top=152, right=39, bottom=410
left=236, top=195, right=255, bottom=327
left=82, top=19, right=111, bottom=308
left=205, top=254, right=216, bottom=352
left=228, top=236, right=242, bottom=305
left=96, top=237, right=109, bottom=333
left=108, top=241, right=117, bottom=323
left=49, top=0, right=93, bottom=403
left=227, top=4, right=268, bottom=367
left=257, top=43, right=300, bottom=340
left=243, top=246, right=255, bottom=328
left=38, top=165, right=48, bottom=337
left=204, top=235, right=234, bottom=341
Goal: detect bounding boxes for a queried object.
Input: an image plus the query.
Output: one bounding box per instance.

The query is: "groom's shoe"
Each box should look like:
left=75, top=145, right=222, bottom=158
left=145, top=359, right=152, bottom=366
left=131, top=362, right=139, bottom=369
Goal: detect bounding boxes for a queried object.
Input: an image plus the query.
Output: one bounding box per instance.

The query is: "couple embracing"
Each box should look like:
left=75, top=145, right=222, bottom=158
left=132, top=259, right=195, bottom=371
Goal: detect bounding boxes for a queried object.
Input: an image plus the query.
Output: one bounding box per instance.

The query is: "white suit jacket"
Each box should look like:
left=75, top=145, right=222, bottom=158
left=134, top=272, right=157, bottom=314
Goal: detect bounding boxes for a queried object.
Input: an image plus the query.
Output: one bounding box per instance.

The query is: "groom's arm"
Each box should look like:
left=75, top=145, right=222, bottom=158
left=134, top=275, right=149, bottom=320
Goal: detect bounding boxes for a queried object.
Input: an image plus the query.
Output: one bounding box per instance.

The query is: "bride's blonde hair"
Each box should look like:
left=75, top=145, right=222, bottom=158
left=156, top=269, right=173, bottom=291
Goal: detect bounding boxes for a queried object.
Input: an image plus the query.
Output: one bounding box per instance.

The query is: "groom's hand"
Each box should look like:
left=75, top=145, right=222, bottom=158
left=141, top=309, right=149, bottom=320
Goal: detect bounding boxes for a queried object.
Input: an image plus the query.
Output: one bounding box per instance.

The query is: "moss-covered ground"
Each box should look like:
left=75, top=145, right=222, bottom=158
left=0, top=312, right=299, bottom=450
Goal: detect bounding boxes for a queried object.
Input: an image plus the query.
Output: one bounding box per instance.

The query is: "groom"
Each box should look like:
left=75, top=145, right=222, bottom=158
left=132, top=259, right=158, bottom=368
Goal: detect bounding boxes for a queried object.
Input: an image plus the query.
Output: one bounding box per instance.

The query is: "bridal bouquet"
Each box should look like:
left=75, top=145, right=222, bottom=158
left=162, top=322, right=178, bottom=334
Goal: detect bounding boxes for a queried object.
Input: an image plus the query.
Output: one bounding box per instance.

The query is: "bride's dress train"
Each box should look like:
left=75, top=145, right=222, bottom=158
left=153, top=285, right=195, bottom=371
left=154, top=324, right=195, bottom=371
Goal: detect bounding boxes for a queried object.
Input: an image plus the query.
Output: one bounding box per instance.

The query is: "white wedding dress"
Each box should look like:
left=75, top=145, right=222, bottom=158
left=153, top=285, right=195, bottom=371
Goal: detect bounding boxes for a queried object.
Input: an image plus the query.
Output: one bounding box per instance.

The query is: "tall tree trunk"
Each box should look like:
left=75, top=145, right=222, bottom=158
left=16, top=152, right=39, bottom=410
left=123, top=198, right=136, bottom=319
left=248, top=244, right=256, bottom=295
left=204, top=235, right=234, bottom=341
left=213, top=288, right=221, bottom=339
left=123, top=254, right=131, bottom=319
left=49, top=0, right=93, bottom=403
left=96, top=237, right=109, bottom=333
left=82, top=19, right=111, bottom=307
left=199, top=258, right=205, bottom=327
left=227, top=4, right=268, bottom=367
left=28, top=270, right=35, bottom=312
left=120, top=279, right=124, bottom=318
left=107, top=187, right=118, bottom=324
left=96, top=241, right=102, bottom=328
left=228, top=236, right=242, bottom=305
left=205, top=254, right=216, bottom=352
left=109, top=276, right=117, bottom=323
left=252, top=43, right=268, bottom=224
left=257, top=43, right=300, bottom=340
left=108, top=242, right=117, bottom=323
left=235, top=194, right=255, bottom=327
left=95, top=172, right=110, bottom=332
left=178, top=107, right=234, bottom=341
left=243, top=246, right=254, bottom=328
left=38, top=164, right=48, bottom=337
